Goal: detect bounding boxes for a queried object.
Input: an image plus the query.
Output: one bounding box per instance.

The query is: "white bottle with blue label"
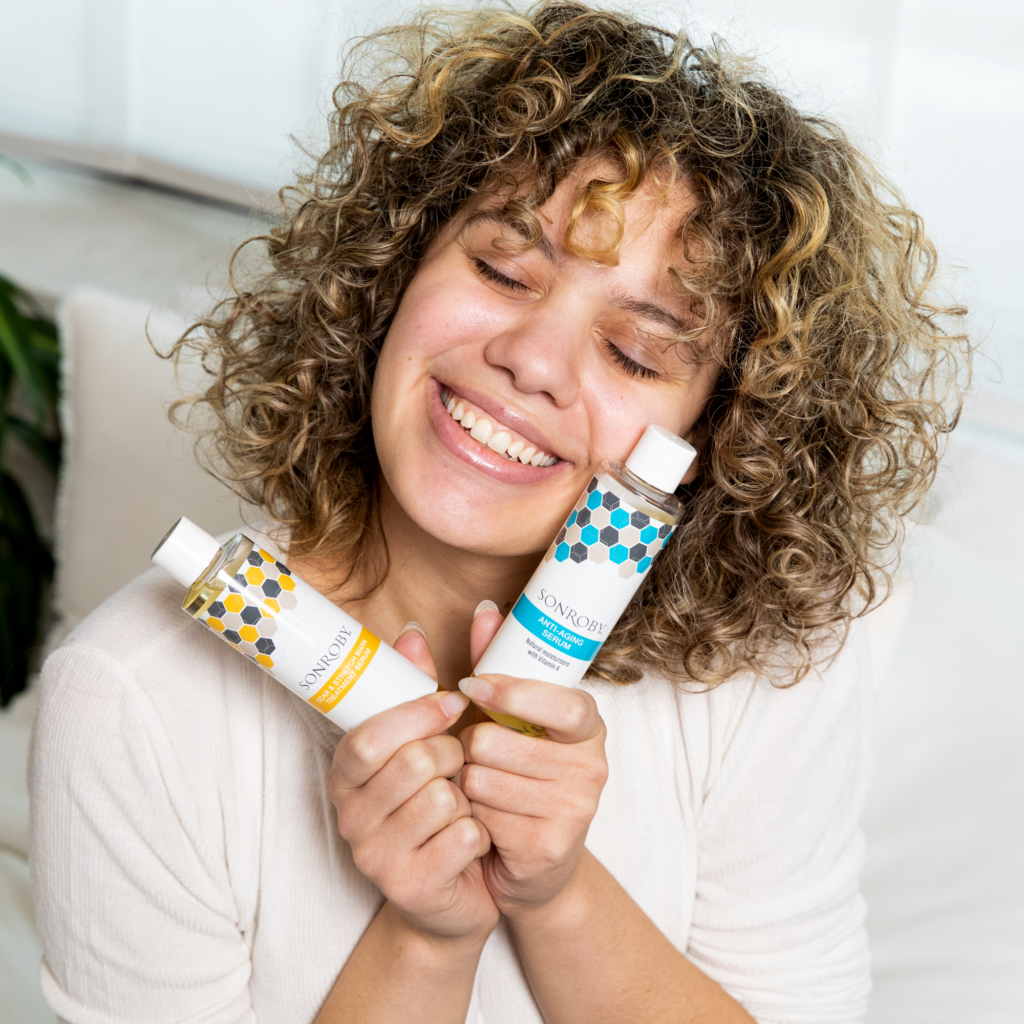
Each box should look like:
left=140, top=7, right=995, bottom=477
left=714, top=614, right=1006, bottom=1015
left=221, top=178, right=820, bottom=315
left=473, top=425, right=696, bottom=734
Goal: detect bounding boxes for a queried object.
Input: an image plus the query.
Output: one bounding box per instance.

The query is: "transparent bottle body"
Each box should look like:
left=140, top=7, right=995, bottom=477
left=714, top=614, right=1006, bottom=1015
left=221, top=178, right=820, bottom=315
left=183, top=533, right=252, bottom=619
left=474, top=461, right=684, bottom=735
left=176, top=533, right=436, bottom=730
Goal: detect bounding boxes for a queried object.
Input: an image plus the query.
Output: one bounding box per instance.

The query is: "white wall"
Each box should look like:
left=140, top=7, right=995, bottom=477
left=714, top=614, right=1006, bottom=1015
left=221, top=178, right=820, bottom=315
left=2, top=0, right=1020, bottom=417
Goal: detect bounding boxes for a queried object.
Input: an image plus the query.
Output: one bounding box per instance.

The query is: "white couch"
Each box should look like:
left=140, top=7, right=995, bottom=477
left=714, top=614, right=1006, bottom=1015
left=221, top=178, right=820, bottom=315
left=2, top=287, right=1022, bottom=1023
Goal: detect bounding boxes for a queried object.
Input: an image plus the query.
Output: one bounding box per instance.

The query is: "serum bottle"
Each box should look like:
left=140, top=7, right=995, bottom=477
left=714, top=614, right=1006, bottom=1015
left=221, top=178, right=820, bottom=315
left=152, top=518, right=438, bottom=731
left=473, top=425, right=696, bottom=734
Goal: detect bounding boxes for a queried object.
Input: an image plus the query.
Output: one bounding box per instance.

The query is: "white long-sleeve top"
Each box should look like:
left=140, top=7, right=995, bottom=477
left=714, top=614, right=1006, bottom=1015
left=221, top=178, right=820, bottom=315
left=29, top=565, right=872, bottom=1024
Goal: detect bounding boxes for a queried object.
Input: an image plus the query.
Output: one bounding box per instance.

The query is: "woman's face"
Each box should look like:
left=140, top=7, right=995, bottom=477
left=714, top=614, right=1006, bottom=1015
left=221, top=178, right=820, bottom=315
left=372, top=165, right=718, bottom=558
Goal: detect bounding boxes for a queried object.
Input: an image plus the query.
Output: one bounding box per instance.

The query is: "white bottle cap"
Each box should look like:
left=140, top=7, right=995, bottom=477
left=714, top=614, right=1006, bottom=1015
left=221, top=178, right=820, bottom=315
left=624, top=425, right=697, bottom=493
left=151, top=516, right=223, bottom=587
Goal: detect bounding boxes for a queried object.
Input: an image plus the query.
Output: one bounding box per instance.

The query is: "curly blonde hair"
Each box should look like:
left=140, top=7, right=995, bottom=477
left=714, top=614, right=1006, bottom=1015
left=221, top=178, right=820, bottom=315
left=173, top=1, right=969, bottom=687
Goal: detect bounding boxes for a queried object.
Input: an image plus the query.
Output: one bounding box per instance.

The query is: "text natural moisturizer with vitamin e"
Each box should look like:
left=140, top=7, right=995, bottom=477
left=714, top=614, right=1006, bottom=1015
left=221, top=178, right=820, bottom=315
left=473, top=424, right=696, bottom=734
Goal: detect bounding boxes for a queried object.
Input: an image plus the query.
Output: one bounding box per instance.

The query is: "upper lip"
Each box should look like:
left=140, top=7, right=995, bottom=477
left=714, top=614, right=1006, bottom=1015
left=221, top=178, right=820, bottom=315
left=436, top=379, right=569, bottom=464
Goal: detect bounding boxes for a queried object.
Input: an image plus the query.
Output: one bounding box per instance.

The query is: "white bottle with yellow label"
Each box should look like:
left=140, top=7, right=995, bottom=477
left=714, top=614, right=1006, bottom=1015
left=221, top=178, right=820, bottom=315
left=151, top=518, right=437, bottom=731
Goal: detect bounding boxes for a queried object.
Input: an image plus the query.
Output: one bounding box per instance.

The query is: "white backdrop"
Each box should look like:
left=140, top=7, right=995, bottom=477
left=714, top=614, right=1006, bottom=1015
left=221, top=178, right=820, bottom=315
left=2, top=0, right=1021, bottom=414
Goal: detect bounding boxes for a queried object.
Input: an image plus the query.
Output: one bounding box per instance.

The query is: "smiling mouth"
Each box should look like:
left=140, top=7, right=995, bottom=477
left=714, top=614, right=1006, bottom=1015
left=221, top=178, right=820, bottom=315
left=438, top=386, right=560, bottom=467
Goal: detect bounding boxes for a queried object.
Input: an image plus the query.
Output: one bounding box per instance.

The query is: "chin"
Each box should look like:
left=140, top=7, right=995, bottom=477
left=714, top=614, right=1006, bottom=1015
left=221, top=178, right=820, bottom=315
left=404, top=489, right=548, bottom=557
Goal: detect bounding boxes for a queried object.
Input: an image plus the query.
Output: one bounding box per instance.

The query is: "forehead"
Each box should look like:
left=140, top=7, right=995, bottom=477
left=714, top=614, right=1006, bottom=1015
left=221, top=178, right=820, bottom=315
left=459, top=159, right=696, bottom=272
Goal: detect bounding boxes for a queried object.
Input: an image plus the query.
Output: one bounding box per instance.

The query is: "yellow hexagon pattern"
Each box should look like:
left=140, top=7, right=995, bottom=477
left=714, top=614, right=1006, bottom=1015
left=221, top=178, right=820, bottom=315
left=198, top=546, right=299, bottom=669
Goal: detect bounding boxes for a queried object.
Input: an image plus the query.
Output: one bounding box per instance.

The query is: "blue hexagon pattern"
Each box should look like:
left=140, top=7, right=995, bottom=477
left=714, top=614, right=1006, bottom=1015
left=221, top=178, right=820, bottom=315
left=546, top=475, right=675, bottom=579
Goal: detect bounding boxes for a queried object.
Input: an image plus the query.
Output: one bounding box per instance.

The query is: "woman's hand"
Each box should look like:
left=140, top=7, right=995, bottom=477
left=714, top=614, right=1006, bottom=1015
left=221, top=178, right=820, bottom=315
left=453, top=608, right=609, bottom=918
left=326, top=625, right=499, bottom=946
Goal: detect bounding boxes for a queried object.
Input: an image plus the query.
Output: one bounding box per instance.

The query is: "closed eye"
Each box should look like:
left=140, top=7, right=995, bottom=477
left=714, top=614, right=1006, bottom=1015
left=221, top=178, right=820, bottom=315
left=605, top=339, right=661, bottom=380
left=472, top=257, right=530, bottom=292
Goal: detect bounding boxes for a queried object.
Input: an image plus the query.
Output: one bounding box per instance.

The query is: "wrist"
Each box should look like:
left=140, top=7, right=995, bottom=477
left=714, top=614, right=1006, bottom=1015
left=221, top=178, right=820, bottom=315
left=498, top=849, right=595, bottom=931
left=383, top=901, right=493, bottom=964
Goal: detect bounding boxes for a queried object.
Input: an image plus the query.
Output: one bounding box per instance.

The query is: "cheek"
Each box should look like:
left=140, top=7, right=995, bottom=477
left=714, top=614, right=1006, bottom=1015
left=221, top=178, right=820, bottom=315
left=584, top=385, right=690, bottom=465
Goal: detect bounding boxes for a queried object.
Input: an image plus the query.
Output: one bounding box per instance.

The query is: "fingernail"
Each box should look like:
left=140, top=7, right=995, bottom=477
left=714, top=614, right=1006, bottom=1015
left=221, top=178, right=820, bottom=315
left=473, top=600, right=500, bottom=620
left=439, top=690, right=470, bottom=717
left=399, top=621, right=426, bottom=638
left=458, top=676, right=493, bottom=702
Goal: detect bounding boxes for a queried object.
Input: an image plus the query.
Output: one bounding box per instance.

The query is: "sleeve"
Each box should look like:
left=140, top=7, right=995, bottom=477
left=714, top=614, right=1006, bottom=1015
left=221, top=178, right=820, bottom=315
left=29, top=642, right=257, bottom=1024
left=685, top=622, right=873, bottom=1024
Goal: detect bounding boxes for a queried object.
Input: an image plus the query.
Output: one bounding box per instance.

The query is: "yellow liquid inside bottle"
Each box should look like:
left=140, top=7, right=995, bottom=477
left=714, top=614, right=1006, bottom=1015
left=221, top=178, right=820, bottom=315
left=183, top=535, right=253, bottom=617
left=475, top=464, right=682, bottom=737
left=482, top=710, right=547, bottom=737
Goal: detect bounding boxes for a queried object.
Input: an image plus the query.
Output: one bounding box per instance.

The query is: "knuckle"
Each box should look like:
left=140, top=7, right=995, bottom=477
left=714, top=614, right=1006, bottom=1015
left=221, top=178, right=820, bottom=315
left=345, top=730, right=380, bottom=770
left=465, top=723, right=497, bottom=763
left=400, top=739, right=436, bottom=781
left=563, top=697, right=590, bottom=735
left=456, top=816, right=486, bottom=851
left=350, top=841, right=380, bottom=880
left=325, top=767, right=345, bottom=803
left=458, top=762, right=482, bottom=799
left=582, top=757, right=609, bottom=789
left=437, top=735, right=466, bottom=773
left=427, top=777, right=457, bottom=813
left=335, top=804, right=358, bottom=840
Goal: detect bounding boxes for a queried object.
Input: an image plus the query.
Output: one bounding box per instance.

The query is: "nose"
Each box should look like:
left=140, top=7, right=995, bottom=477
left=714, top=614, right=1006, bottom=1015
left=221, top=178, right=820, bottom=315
left=483, top=298, right=586, bottom=408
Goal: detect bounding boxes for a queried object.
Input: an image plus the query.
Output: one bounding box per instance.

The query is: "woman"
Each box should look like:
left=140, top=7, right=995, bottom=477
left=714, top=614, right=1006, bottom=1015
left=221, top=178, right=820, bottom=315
left=30, top=4, right=967, bottom=1023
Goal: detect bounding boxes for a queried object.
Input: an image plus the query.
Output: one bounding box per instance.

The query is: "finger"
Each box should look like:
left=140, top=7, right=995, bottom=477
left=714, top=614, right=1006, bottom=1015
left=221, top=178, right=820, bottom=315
left=331, top=688, right=469, bottom=790
left=416, top=815, right=492, bottom=882
left=456, top=760, right=555, bottom=818
left=393, top=622, right=438, bottom=681
left=461, top=803, right=538, bottom=854
left=344, top=735, right=466, bottom=838
left=383, top=776, right=473, bottom=850
left=469, top=601, right=505, bottom=667
left=457, top=721, right=562, bottom=780
left=458, top=674, right=603, bottom=744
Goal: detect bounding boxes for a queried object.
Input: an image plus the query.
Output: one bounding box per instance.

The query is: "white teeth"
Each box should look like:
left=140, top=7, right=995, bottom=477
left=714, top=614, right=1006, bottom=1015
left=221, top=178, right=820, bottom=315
left=469, top=418, right=493, bottom=444
left=442, top=389, right=558, bottom=466
left=487, top=430, right=511, bottom=455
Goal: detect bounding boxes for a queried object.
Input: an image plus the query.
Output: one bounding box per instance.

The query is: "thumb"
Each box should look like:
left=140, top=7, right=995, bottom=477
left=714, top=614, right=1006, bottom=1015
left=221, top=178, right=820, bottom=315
left=393, top=622, right=438, bottom=682
left=470, top=600, right=504, bottom=668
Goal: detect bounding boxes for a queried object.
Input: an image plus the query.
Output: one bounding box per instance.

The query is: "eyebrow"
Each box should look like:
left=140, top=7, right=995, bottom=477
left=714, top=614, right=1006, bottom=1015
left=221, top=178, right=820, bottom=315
left=464, top=208, right=696, bottom=338
left=463, top=209, right=559, bottom=264
left=610, top=295, right=695, bottom=337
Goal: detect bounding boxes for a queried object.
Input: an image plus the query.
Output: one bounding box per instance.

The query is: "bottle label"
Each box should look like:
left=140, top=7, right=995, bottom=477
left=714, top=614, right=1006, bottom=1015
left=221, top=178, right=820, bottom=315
left=195, top=545, right=435, bottom=730
left=199, top=545, right=297, bottom=669
left=511, top=593, right=604, bottom=660
left=474, top=473, right=675, bottom=687
left=305, top=627, right=382, bottom=713
left=547, top=475, right=674, bottom=581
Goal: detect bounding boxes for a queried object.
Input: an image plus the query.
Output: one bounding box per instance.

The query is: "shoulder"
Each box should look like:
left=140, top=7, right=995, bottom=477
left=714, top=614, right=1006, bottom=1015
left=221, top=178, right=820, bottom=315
left=31, top=565, right=302, bottom=794
left=588, top=616, right=871, bottom=756
left=38, top=567, right=238, bottom=710
left=700, top=615, right=872, bottom=751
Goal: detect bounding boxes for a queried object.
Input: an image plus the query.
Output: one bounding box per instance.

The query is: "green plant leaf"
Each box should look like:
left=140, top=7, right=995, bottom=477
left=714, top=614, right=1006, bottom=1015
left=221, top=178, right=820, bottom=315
left=0, top=289, right=48, bottom=427
left=0, top=272, right=59, bottom=705
left=28, top=317, right=58, bottom=342
left=0, top=470, right=50, bottom=703
left=6, top=415, right=61, bottom=472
